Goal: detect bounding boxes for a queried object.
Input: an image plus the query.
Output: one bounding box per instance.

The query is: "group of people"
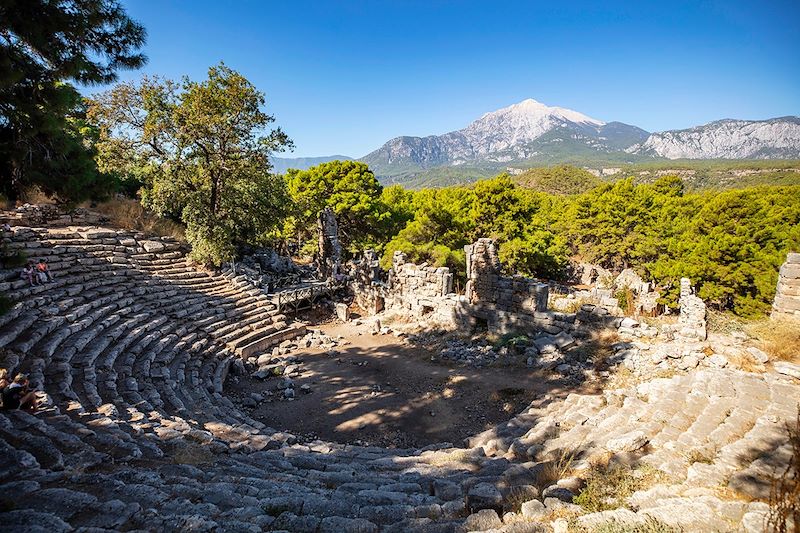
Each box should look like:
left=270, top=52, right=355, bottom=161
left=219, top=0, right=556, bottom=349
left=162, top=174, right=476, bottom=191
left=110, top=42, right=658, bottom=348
left=2, top=222, right=54, bottom=287
left=21, top=259, right=53, bottom=287
left=0, top=369, right=37, bottom=412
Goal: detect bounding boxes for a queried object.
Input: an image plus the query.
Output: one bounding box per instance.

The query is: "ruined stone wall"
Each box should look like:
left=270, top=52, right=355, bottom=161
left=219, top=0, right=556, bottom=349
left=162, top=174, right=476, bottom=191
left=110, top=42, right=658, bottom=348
left=390, top=251, right=453, bottom=301
left=463, top=239, right=550, bottom=332
left=346, top=250, right=460, bottom=325
left=1, top=204, right=105, bottom=227
left=551, top=267, right=660, bottom=317
left=677, top=278, right=707, bottom=340
left=348, top=239, right=636, bottom=335
left=772, top=252, right=800, bottom=320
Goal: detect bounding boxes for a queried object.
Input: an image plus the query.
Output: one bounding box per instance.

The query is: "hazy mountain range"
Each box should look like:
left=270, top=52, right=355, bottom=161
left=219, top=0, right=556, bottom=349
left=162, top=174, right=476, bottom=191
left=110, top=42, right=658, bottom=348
left=270, top=155, right=353, bottom=174
left=272, top=99, right=800, bottom=186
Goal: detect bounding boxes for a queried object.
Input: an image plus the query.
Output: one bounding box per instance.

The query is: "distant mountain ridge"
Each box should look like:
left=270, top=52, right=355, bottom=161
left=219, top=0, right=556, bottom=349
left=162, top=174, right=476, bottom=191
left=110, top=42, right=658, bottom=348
left=270, top=155, right=352, bottom=174
left=627, top=117, right=800, bottom=159
left=353, top=99, right=800, bottom=185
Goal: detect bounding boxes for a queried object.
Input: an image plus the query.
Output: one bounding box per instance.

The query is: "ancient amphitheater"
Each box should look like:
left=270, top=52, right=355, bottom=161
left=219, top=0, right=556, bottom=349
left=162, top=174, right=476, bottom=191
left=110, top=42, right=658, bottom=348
left=0, top=212, right=798, bottom=532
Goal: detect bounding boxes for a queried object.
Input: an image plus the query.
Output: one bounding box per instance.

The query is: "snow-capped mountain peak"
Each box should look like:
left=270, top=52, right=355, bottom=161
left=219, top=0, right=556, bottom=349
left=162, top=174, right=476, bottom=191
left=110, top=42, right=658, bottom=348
left=477, top=98, right=605, bottom=127
left=457, top=99, right=608, bottom=156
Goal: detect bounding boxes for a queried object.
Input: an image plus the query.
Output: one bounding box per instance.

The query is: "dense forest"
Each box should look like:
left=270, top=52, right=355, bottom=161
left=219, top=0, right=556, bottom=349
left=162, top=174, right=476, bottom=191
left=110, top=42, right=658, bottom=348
left=2, top=2, right=798, bottom=320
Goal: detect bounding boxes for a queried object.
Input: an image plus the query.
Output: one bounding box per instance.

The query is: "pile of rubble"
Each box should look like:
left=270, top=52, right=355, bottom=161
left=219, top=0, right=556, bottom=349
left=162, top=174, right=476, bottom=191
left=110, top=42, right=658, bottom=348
left=227, top=248, right=309, bottom=292
left=437, top=338, right=502, bottom=367
left=234, top=329, right=343, bottom=403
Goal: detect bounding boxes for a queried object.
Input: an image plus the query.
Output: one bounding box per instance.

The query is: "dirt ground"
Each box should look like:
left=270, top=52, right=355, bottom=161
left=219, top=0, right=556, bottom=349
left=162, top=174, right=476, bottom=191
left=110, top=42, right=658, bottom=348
left=228, top=320, right=593, bottom=448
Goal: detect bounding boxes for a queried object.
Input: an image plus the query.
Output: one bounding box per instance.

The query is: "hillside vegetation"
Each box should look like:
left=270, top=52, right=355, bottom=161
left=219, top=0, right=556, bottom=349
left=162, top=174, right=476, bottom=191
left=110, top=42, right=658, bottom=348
left=381, top=159, right=800, bottom=190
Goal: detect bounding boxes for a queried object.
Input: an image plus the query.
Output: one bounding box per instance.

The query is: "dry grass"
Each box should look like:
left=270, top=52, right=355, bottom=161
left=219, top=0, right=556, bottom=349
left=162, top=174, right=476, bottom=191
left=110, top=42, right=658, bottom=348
left=574, top=517, right=681, bottom=533
left=606, top=367, right=677, bottom=391
left=537, top=446, right=582, bottom=490
left=706, top=309, right=749, bottom=335
left=746, top=318, right=800, bottom=363
left=724, top=351, right=766, bottom=373
left=574, top=464, right=674, bottom=513
left=90, top=198, right=185, bottom=241
left=569, top=329, right=620, bottom=371
left=425, top=448, right=479, bottom=467
left=768, top=409, right=800, bottom=533
left=504, top=484, right=543, bottom=513
left=682, top=446, right=717, bottom=465
left=18, top=186, right=52, bottom=205
left=170, top=442, right=213, bottom=465
left=710, top=485, right=756, bottom=503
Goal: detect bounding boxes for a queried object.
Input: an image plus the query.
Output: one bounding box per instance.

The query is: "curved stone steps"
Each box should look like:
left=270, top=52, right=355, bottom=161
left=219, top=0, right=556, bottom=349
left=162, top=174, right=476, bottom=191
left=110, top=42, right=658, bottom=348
left=6, top=224, right=796, bottom=531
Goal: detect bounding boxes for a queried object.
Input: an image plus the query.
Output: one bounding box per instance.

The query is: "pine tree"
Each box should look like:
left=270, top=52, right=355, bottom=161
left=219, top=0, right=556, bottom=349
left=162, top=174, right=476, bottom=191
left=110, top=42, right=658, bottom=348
left=0, top=0, right=146, bottom=203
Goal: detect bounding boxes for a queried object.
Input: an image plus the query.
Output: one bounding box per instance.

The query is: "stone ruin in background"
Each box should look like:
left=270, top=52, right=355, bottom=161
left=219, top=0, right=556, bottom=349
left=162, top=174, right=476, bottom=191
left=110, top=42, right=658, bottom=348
left=772, top=252, right=800, bottom=321
left=551, top=263, right=661, bottom=317
left=463, top=238, right=552, bottom=333
left=316, top=207, right=342, bottom=280
left=226, top=249, right=307, bottom=292
left=0, top=203, right=106, bottom=227
left=675, top=277, right=707, bottom=340
left=346, top=238, right=640, bottom=336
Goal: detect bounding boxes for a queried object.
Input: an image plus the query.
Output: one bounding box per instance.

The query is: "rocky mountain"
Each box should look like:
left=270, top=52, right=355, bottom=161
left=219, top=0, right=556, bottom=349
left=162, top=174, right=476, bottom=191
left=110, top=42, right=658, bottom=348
left=361, top=99, right=649, bottom=180
left=627, top=117, right=800, bottom=159
left=270, top=155, right=352, bottom=174
left=277, top=102, right=800, bottom=186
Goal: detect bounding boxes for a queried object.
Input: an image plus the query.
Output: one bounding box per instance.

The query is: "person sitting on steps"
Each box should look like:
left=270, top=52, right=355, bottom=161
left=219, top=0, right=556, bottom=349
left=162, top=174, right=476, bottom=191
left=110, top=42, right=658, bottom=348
left=21, top=261, right=40, bottom=287
left=1, top=373, right=37, bottom=412
left=36, top=259, right=53, bottom=283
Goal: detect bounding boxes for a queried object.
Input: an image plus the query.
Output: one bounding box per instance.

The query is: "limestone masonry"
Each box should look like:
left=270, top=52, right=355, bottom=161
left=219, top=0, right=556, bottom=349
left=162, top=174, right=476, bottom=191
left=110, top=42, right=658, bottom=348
left=772, top=251, right=800, bottom=320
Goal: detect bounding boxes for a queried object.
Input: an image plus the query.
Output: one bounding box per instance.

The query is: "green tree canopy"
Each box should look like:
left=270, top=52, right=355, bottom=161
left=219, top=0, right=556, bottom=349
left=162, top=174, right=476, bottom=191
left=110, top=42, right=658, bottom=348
left=285, top=160, right=383, bottom=252
left=89, top=63, right=292, bottom=265
left=514, top=164, right=602, bottom=195
left=0, top=0, right=146, bottom=202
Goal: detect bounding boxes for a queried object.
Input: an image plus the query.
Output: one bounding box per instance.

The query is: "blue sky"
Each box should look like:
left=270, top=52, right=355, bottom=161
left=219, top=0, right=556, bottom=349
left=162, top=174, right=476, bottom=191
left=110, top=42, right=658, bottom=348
left=102, top=0, right=800, bottom=158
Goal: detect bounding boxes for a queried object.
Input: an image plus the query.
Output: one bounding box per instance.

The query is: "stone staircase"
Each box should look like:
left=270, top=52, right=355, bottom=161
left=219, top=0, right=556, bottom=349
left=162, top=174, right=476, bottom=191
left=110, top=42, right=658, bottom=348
left=468, top=368, right=799, bottom=531
left=0, top=225, right=797, bottom=532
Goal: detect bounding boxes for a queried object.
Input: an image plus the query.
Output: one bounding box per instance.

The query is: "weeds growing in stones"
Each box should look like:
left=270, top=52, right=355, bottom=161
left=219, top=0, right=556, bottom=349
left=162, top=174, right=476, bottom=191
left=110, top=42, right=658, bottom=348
left=574, top=464, right=673, bottom=513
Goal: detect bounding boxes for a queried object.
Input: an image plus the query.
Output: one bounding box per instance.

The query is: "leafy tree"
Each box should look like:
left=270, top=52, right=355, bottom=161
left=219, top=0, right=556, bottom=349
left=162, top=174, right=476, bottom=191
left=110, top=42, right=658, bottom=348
left=371, top=185, right=416, bottom=247
left=285, top=160, right=383, bottom=252
left=0, top=0, right=146, bottom=202
left=647, top=187, right=800, bottom=315
left=89, top=63, right=292, bottom=265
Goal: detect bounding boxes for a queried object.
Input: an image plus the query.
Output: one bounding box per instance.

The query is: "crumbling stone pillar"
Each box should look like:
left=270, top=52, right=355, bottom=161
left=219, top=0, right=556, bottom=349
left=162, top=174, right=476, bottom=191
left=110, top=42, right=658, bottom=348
left=772, top=252, right=800, bottom=320
left=678, top=278, right=707, bottom=340
left=464, top=238, right=502, bottom=304
left=316, top=207, right=342, bottom=280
